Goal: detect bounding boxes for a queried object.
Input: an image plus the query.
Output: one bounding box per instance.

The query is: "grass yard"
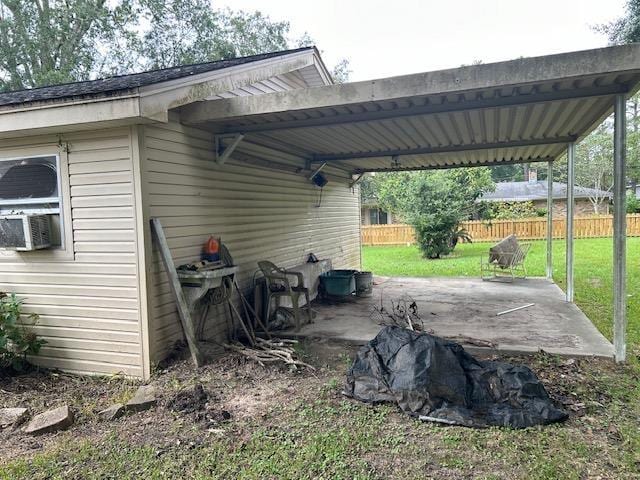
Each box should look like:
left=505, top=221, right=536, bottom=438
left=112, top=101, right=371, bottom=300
left=363, top=238, right=640, bottom=352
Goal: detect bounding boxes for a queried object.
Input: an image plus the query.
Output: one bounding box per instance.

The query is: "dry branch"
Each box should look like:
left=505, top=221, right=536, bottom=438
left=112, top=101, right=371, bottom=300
left=225, top=340, right=315, bottom=370
left=371, top=291, right=425, bottom=331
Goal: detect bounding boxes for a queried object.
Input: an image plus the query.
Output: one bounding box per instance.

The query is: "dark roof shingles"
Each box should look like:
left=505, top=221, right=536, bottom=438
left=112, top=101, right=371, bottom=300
left=0, top=47, right=312, bottom=107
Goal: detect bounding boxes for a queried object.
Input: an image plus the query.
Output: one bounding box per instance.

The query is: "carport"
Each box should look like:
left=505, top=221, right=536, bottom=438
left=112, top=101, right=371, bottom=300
left=180, top=44, right=640, bottom=361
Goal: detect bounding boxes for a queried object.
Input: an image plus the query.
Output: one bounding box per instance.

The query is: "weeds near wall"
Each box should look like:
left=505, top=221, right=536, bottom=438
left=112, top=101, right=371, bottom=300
left=0, top=292, right=45, bottom=373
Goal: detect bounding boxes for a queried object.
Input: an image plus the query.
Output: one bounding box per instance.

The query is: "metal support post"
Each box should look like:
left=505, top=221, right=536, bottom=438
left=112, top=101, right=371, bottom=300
left=613, top=94, right=627, bottom=362
left=566, top=143, right=575, bottom=302
left=546, top=160, right=553, bottom=279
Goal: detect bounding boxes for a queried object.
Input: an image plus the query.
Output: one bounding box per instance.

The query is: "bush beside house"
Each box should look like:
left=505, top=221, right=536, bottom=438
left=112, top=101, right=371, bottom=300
left=0, top=293, right=45, bottom=374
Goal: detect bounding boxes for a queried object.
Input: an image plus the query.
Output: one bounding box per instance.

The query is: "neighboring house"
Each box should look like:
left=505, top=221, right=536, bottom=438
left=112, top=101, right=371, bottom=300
left=361, top=200, right=394, bottom=225
left=0, top=47, right=361, bottom=379
left=479, top=176, right=612, bottom=216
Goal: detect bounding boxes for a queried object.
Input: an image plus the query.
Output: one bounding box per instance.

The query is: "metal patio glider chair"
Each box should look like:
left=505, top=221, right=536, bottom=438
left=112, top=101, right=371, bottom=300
left=258, top=260, right=312, bottom=331
left=480, top=234, right=531, bottom=281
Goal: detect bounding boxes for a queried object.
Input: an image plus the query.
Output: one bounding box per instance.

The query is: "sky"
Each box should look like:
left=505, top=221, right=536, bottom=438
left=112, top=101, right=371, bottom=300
left=216, top=0, right=627, bottom=81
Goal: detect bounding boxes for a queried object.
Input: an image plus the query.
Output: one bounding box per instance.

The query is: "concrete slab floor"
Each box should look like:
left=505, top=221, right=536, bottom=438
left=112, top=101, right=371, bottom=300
left=281, top=277, right=614, bottom=359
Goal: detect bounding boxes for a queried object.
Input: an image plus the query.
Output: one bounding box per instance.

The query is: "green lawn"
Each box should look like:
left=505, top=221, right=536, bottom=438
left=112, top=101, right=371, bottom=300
left=363, top=238, right=640, bottom=353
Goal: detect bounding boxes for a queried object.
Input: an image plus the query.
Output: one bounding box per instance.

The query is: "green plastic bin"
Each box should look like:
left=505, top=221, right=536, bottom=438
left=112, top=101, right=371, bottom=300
left=320, top=270, right=357, bottom=296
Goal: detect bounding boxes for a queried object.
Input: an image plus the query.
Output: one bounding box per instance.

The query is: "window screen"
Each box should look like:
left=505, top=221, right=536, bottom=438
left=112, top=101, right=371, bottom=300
left=0, top=156, right=58, bottom=204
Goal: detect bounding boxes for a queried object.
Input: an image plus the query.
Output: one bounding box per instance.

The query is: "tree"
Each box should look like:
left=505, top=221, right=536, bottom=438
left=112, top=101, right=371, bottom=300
left=296, top=32, right=351, bottom=83
left=553, top=141, right=612, bottom=215
left=596, top=0, right=640, bottom=192
left=575, top=124, right=614, bottom=214
left=627, top=190, right=640, bottom=213
left=0, top=0, right=349, bottom=91
left=372, top=168, right=494, bottom=259
left=329, top=58, right=352, bottom=84
left=0, top=0, right=134, bottom=90
left=489, top=164, right=525, bottom=183
left=136, top=1, right=289, bottom=70
left=596, top=0, right=640, bottom=44
left=553, top=116, right=639, bottom=214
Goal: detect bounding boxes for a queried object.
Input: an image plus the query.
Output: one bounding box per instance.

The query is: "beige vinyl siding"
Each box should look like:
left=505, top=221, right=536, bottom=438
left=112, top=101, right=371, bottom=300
left=0, top=128, right=143, bottom=377
left=142, top=120, right=361, bottom=362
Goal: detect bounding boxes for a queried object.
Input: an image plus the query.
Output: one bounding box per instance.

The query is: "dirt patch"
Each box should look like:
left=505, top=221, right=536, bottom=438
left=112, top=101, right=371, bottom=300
left=1, top=341, right=637, bottom=479
left=166, top=383, right=232, bottom=426
left=167, top=384, right=209, bottom=415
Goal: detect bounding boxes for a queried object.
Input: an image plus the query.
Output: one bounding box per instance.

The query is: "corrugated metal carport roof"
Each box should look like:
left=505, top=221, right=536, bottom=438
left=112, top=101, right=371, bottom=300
left=179, top=44, right=640, bottom=174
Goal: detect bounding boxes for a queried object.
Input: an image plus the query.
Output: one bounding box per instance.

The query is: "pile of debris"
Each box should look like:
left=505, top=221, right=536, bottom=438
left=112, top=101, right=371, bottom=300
left=370, top=293, right=425, bottom=332
left=344, top=326, right=568, bottom=429
left=223, top=285, right=314, bottom=370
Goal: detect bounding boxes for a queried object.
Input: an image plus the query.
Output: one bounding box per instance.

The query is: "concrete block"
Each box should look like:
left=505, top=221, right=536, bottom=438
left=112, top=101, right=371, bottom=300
left=23, top=406, right=73, bottom=435
left=125, top=385, right=157, bottom=413
left=98, top=403, right=125, bottom=421
left=0, top=407, right=28, bottom=428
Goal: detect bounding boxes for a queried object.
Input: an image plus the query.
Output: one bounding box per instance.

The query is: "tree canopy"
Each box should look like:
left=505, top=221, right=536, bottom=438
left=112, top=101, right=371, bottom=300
left=597, top=0, right=640, bottom=44
left=0, top=0, right=347, bottom=92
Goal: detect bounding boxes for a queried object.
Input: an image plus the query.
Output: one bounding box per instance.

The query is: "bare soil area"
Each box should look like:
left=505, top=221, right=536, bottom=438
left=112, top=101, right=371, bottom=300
left=1, top=340, right=638, bottom=479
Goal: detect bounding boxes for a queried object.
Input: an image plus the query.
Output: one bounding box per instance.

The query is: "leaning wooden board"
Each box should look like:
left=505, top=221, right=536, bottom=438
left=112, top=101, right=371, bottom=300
left=150, top=217, right=205, bottom=367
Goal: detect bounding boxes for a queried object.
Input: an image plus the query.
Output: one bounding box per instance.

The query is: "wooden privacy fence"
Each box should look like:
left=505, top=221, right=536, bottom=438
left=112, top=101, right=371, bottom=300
left=362, top=214, right=640, bottom=245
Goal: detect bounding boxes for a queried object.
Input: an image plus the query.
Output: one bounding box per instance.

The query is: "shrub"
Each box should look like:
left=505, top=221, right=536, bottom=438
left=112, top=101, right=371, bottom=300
left=413, top=216, right=473, bottom=259
left=0, top=292, right=45, bottom=373
left=488, top=201, right=539, bottom=219
left=373, top=169, right=494, bottom=259
left=535, top=208, right=548, bottom=217
left=627, top=191, right=640, bottom=214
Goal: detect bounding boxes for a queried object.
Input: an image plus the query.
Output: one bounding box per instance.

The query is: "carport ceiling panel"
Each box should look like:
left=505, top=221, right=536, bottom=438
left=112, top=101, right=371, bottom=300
left=347, top=143, right=556, bottom=173
left=252, top=97, right=592, bottom=158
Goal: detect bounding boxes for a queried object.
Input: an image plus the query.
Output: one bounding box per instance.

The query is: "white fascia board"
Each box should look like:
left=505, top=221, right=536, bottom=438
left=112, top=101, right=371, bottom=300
left=138, top=50, right=317, bottom=120
left=0, top=95, right=141, bottom=136
left=312, top=50, right=334, bottom=86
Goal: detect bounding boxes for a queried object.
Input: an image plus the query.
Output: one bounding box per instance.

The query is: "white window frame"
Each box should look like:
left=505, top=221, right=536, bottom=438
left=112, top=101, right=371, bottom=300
left=0, top=145, right=73, bottom=261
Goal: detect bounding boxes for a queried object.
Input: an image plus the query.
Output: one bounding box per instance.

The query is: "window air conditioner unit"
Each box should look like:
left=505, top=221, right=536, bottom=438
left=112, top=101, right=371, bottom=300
left=0, top=214, right=52, bottom=251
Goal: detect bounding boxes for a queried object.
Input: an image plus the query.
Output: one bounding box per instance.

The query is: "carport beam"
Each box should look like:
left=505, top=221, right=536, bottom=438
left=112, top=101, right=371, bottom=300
left=546, top=160, right=553, bottom=279
left=566, top=143, right=575, bottom=302
left=613, top=94, right=627, bottom=362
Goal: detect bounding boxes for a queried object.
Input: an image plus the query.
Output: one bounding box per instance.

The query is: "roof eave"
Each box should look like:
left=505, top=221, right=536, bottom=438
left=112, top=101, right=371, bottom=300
left=0, top=48, right=322, bottom=137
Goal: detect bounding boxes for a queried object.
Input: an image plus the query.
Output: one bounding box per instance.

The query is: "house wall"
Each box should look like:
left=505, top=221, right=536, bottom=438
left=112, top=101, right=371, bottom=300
left=0, top=128, right=144, bottom=377
left=532, top=199, right=610, bottom=217
left=140, top=119, right=361, bottom=364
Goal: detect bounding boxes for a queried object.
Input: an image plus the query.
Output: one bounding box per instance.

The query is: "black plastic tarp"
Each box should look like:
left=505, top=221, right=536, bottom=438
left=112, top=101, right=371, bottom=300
left=344, top=326, right=567, bottom=428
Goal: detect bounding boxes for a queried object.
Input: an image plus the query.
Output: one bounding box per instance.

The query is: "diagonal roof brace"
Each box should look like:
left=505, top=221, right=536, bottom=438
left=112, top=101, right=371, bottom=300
left=215, top=133, right=245, bottom=165
left=349, top=173, right=365, bottom=189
